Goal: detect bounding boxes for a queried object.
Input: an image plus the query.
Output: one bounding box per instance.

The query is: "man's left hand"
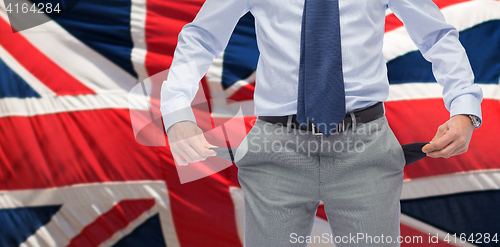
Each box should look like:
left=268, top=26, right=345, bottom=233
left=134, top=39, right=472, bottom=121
left=422, top=114, right=474, bottom=158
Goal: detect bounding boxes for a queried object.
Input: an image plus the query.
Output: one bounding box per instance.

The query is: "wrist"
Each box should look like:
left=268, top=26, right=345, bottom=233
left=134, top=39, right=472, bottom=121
left=452, top=114, right=477, bottom=129
left=468, top=114, right=481, bottom=129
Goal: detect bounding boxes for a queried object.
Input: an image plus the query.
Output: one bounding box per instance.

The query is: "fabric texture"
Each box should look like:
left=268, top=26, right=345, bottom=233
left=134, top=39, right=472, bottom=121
left=401, top=142, right=429, bottom=166
left=235, top=116, right=405, bottom=246
left=296, top=0, right=346, bottom=137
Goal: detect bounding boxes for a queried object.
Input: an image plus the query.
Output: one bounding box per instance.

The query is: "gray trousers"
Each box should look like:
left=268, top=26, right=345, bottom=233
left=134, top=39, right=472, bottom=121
left=234, top=116, right=405, bottom=246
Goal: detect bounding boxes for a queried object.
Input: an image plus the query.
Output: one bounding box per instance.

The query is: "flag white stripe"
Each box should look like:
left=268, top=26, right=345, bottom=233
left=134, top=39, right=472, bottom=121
left=0, top=92, right=149, bottom=117
left=387, top=83, right=500, bottom=102
left=308, top=217, right=335, bottom=247
left=130, top=0, right=149, bottom=81
left=20, top=203, right=117, bottom=247
left=383, top=0, right=500, bottom=62
left=400, top=214, right=477, bottom=247
left=402, top=169, right=500, bottom=200
left=205, top=52, right=226, bottom=100
left=229, top=186, right=245, bottom=244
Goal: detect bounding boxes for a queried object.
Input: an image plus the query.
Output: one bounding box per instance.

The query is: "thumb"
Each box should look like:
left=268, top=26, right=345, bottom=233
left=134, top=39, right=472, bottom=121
left=423, top=123, right=448, bottom=153
left=197, top=133, right=218, bottom=149
left=194, top=129, right=218, bottom=158
left=194, top=127, right=218, bottom=148
left=431, top=124, right=449, bottom=143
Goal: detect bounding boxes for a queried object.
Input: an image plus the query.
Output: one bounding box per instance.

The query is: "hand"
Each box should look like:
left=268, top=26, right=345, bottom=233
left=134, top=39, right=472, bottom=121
left=422, top=115, right=474, bottom=158
left=167, top=121, right=217, bottom=166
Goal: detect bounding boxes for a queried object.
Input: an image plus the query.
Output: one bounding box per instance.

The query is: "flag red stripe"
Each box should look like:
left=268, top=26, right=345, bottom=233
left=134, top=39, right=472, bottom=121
left=0, top=109, right=164, bottom=190
left=316, top=205, right=328, bottom=221
left=0, top=18, right=94, bottom=96
left=158, top=107, right=244, bottom=247
left=145, top=1, right=243, bottom=246
left=144, top=0, right=202, bottom=76
left=385, top=0, right=472, bottom=33
left=386, top=99, right=500, bottom=180
left=67, top=199, right=155, bottom=247
left=227, top=83, right=256, bottom=102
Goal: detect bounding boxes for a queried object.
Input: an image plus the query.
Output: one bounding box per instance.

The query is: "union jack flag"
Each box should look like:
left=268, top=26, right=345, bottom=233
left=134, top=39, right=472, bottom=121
left=0, top=0, right=499, bottom=246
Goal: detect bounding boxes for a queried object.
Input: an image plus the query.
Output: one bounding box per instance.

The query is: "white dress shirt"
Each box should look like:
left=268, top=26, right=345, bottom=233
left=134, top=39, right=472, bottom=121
left=160, top=0, right=483, bottom=132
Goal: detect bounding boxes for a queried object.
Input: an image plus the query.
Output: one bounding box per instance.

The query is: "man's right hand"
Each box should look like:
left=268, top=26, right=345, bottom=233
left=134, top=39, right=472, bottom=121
left=167, top=121, right=218, bottom=166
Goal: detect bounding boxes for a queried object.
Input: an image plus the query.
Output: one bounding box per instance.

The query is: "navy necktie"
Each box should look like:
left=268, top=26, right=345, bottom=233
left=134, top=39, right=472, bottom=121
left=297, top=0, right=346, bottom=137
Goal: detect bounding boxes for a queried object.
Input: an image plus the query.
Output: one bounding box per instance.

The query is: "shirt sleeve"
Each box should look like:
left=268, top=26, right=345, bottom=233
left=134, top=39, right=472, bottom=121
left=160, top=0, right=249, bottom=133
left=388, top=0, right=483, bottom=128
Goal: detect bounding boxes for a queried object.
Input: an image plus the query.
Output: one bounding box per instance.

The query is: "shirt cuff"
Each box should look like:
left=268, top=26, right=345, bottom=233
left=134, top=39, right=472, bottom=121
left=160, top=98, right=197, bottom=135
left=449, top=94, right=482, bottom=129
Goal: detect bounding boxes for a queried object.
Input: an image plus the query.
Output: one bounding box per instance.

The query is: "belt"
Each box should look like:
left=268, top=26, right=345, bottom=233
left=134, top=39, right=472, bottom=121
left=257, top=102, right=385, bottom=135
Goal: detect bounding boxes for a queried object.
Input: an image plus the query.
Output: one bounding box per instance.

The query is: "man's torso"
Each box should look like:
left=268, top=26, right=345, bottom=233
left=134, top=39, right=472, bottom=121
left=248, top=0, right=391, bottom=116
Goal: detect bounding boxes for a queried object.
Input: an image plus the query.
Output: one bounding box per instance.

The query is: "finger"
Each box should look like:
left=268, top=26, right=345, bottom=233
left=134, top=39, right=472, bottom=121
left=422, top=124, right=449, bottom=153
left=432, top=124, right=448, bottom=143
left=171, top=147, right=188, bottom=166
left=422, top=143, right=432, bottom=154
left=423, top=129, right=456, bottom=154
left=193, top=127, right=217, bottom=155
left=186, top=135, right=215, bottom=158
left=451, top=146, right=468, bottom=157
left=426, top=140, right=462, bottom=158
left=178, top=141, right=203, bottom=162
left=204, top=141, right=219, bottom=156
left=173, top=141, right=198, bottom=163
left=196, top=131, right=219, bottom=149
left=175, top=155, right=188, bottom=166
left=446, top=148, right=466, bottom=158
left=194, top=127, right=209, bottom=147
left=444, top=140, right=469, bottom=158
